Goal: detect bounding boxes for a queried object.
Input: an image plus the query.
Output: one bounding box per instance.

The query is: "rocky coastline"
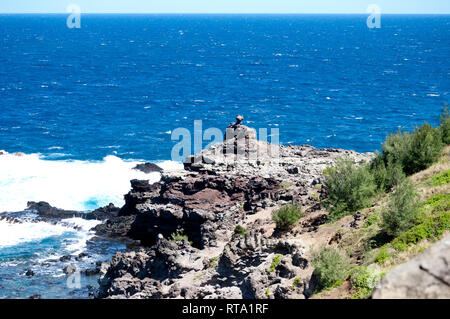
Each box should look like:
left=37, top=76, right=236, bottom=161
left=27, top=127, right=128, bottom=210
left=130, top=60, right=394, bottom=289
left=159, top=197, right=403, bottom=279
left=2, top=116, right=447, bottom=299
left=94, top=116, right=374, bottom=299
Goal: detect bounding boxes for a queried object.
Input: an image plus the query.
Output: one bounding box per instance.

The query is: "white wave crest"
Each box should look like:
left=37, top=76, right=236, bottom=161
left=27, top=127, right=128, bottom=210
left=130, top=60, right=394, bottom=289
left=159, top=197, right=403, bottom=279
left=0, top=152, right=182, bottom=212
left=0, top=217, right=101, bottom=257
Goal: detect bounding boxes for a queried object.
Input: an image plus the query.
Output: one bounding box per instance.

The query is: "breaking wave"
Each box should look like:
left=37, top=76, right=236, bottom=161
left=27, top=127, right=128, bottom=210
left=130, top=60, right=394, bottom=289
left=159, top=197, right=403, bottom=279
left=0, top=151, right=183, bottom=212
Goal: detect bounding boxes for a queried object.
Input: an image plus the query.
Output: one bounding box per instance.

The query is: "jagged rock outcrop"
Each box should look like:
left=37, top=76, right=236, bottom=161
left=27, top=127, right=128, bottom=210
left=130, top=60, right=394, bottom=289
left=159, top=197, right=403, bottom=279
left=98, top=116, right=372, bottom=247
left=371, top=234, right=450, bottom=299
left=133, top=162, right=163, bottom=174
left=97, top=116, right=374, bottom=299
left=0, top=201, right=120, bottom=222
left=98, top=232, right=314, bottom=299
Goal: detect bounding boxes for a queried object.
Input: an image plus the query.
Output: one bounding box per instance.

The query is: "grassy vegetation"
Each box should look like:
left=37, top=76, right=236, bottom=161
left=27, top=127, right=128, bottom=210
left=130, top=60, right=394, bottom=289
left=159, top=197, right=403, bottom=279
left=234, top=225, right=248, bottom=236
left=312, top=111, right=450, bottom=299
left=374, top=246, right=391, bottom=264
left=349, top=266, right=379, bottom=299
left=423, top=193, right=450, bottom=209
left=311, top=247, right=350, bottom=291
left=209, top=256, right=219, bottom=269
left=272, top=204, right=304, bottom=231
left=392, top=210, right=450, bottom=251
left=293, top=277, right=302, bottom=288
left=322, top=110, right=448, bottom=223
left=269, top=254, right=281, bottom=273
left=363, top=213, right=379, bottom=229
left=428, top=169, right=450, bottom=186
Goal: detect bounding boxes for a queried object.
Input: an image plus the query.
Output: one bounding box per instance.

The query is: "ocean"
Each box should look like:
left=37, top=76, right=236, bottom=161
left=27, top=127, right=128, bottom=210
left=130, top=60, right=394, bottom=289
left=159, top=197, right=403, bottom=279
left=0, top=14, right=449, bottom=298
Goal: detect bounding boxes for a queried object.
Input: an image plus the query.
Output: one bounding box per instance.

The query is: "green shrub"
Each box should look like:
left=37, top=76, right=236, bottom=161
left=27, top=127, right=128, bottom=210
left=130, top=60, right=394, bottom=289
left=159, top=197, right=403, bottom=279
left=350, top=266, right=384, bottom=299
left=272, top=204, right=304, bottom=230
left=234, top=225, right=248, bottom=236
left=405, top=123, right=444, bottom=174
left=380, top=130, right=412, bottom=171
left=208, top=256, right=219, bottom=269
left=439, top=106, right=450, bottom=144
left=324, top=157, right=376, bottom=221
left=311, top=247, right=350, bottom=290
left=429, top=169, right=450, bottom=187
left=423, top=193, right=450, bottom=212
left=374, top=246, right=391, bottom=264
left=350, top=267, right=375, bottom=299
left=391, top=211, right=450, bottom=251
left=170, top=228, right=189, bottom=243
left=293, top=277, right=302, bottom=288
left=381, top=180, right=420, bottom=237
left=371, top=155, right=405, bottom=192
left=363, top=213, right=379, bottom=229
left=269, top=254, right=281, bottom=273
left=378, top=124, right=444, bottom=176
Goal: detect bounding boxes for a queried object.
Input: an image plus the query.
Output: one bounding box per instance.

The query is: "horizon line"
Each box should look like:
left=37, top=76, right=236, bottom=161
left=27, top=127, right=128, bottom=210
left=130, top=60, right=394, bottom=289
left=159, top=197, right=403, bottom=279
left=1, top=12, right=450, bottom=15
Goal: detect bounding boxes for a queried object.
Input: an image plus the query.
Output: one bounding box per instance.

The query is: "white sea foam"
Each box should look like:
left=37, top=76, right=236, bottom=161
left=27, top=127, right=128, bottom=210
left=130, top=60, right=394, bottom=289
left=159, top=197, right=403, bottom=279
left=0, top=152, right=183, bottom=212
left=58, top=218, right=102, bottom=254
left=0, top=219, right=71, bottom=248
left=0, top=217, right=101, bottom=257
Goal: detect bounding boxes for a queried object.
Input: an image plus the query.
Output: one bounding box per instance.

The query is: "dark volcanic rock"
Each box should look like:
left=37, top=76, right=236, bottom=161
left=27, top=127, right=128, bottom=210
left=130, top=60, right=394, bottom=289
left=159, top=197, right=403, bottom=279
left=26, top=201, right=80, bottom=220
left=94, top=215, right=137, bottom=238
left=98, top=232, right=314, bottom=299
left=63, top=264, right=78, bottom=275
left=86, top=203, right=120, bottom=220
left=25, top=269, right=35, bottom=277
left=97, top=116, right=374, bottom=299
left=75, top=253, right=89, bottom=261
left=84, top=268, right=100, bottom=276
left=133, top=162, right=163, bottom=174
left=26, top=201, right=119, bottom=222
left=59, top=255, right=72, bottom=262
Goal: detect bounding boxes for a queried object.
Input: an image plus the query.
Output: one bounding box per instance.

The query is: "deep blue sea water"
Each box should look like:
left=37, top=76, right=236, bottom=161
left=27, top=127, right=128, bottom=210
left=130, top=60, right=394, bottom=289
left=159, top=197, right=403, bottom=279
left=0, top=14, right=449, bottom=161
left=0, top=14, right=449, bottom=298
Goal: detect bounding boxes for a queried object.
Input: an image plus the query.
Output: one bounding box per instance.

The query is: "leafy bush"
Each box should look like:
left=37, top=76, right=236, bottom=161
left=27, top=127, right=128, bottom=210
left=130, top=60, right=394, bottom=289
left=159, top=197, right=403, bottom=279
left=406, top=123, right=444, bottom=174
left=324, top=157, right=376, bottom=220
left=440, top=106, right=450, bottom=144
left=293, top=277, right=302, bottom=288
left=234, top=225, right=248, bottom=236
left=350, top=267, right=375, bottom=299
left=311, top=247, right=350, bottom=290
left=350, top=266, right=384, bottom=299
left=374, top=246, right=391, bottom=264
left=272, top=204, right=304, bottom=230
left=381, top=180, right=420, bottom=237
left=378, top=124, right=444, bottom=176
left=371, top=155, right=405, bottom=192
left=170, top=229, right=189, bottom=243
left=380, top=130, right=412, bottom=171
